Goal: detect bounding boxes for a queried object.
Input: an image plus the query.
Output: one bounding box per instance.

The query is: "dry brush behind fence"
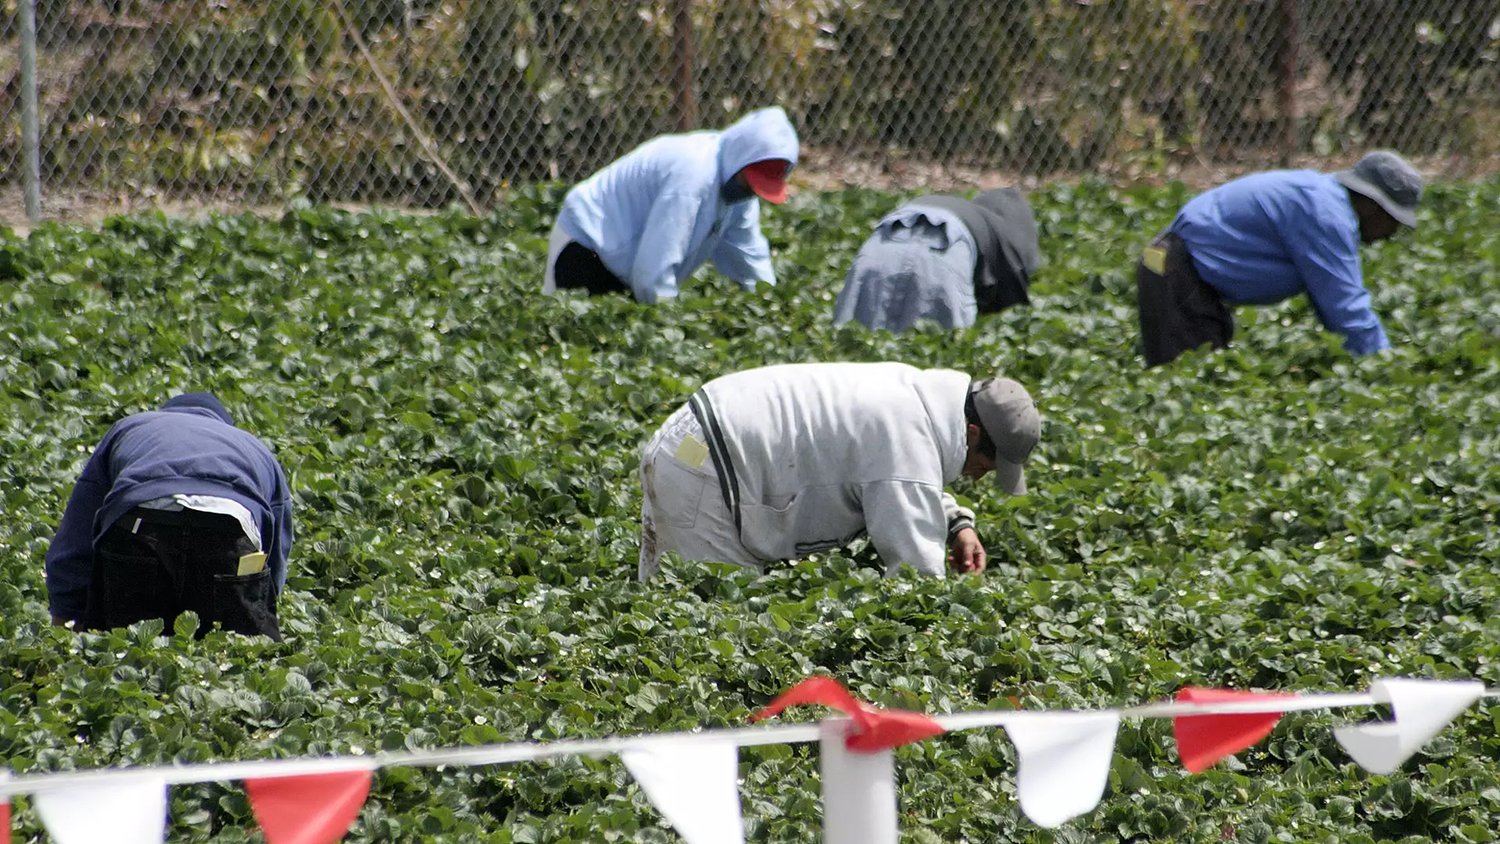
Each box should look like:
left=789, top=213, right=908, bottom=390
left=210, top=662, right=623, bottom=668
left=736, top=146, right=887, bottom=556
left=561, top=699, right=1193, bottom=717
left=2, top=0, right=1498, bottom=220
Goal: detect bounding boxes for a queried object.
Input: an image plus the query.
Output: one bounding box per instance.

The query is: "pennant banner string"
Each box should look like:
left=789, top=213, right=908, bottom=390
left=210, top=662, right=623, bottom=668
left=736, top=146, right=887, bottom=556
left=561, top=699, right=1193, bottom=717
left=1, top=682, right=1494, bottom=799
left=1123, top=691, right=1382, bottom=719
left=0, top=724, right=821, bottom=797
left=933, top=691, right=1382, bottom=732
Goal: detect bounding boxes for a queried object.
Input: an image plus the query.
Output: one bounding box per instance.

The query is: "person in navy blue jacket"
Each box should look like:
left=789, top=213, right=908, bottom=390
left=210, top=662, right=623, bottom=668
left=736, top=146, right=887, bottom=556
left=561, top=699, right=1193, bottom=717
left=45, top=392, right=293, bottom=639
left=1135, top=150, right=1424, bottom=367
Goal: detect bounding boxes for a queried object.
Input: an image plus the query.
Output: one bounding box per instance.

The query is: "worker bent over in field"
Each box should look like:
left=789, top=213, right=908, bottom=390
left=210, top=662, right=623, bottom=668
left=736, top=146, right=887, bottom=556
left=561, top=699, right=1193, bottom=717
left=45, top=392, right=294, bottom=639
left=637, top=363, right=1040, bottom=580
left=543, top=106, right=799, bottom=304
left=1136, top=150, right=1424, bottom=367
left=834, top=187, right=1040, bottom=331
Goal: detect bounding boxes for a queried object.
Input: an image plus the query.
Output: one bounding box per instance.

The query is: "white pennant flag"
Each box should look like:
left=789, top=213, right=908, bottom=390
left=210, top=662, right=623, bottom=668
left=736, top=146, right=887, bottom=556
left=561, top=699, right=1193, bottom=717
left=1334, top=677, right=1485, bottom=774
left=34, top=776, right=167, bottom=844
left=1003, top=712, right=1121, bottom=828
left=622, top=739, right=744, bottom=844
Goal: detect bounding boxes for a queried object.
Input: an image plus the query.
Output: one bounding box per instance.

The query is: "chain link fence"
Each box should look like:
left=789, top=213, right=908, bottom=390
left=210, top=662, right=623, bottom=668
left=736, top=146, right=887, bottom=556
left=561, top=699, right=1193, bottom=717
left=3, top=0, right=1499, bottom=222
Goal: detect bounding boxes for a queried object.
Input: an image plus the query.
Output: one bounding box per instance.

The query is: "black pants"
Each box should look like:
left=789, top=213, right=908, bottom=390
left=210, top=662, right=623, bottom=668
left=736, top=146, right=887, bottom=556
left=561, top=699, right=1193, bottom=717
left=84, top=506, right=282, bottom=640
left=553, top=241, right=632, bottom=298
left=1135, top=232, right=1235, bottom=368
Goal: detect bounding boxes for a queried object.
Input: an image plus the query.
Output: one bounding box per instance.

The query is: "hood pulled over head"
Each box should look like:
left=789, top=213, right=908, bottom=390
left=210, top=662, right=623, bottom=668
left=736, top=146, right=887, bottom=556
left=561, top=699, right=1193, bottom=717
left=717, top=107, right=800, bottom=191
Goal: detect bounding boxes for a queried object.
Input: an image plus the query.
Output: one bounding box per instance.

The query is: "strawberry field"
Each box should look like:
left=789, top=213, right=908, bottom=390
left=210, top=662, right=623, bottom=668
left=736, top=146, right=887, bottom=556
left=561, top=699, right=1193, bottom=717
left=2, top=178, right=1499, bottom=843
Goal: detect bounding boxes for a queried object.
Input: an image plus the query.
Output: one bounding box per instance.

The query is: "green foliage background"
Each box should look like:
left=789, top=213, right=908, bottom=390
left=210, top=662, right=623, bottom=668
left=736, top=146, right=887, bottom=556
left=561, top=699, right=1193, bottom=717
left=2, top=179, right=1500, bottom=842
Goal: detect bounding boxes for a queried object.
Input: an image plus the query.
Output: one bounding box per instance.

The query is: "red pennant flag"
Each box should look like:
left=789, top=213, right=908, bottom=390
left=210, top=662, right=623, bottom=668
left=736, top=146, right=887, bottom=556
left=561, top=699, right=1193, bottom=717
left=2, top=799, right=10, bottom=844
left=843, top=707, right=948, bottom=753
left=1173, top=687, right=1295, bottom=773
left=752, top=676, right=862, bottom=721
left=245, top=770, right=373, bottom=844
left=750, top=676, right=945, bottom=752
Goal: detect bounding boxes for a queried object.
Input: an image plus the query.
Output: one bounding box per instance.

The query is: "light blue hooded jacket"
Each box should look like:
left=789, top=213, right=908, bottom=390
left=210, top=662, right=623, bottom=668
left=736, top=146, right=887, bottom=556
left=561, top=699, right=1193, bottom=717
left=554, top=107, right=799, bottom=303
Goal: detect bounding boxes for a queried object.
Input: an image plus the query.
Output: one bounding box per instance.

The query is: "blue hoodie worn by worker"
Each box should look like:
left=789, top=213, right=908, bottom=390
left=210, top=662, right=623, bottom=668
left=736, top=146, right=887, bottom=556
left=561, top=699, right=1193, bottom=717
left=45, top=393, right=294, bottom=624
left=550, top=107, right=799, bottom=304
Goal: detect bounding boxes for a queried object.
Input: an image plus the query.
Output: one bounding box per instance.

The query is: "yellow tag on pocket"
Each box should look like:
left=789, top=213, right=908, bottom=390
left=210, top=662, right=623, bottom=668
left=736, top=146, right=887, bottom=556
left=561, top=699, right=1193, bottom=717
left=674, top=434, right=709, bottom=469
left=237, top=552, right=268, bottom=576
left=1142, top=245, right=1167, bottom=275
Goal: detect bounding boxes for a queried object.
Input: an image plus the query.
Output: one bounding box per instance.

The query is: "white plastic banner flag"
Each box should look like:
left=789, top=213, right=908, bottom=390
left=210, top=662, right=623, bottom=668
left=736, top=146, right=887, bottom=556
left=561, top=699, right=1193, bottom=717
left=1003, top=712, right=1121, bottom=828
left=34, top=776, right=168, bottom=844
left=1334, top=678, right=1485, bottom=774
left=622, top=739, right=745, bottom=844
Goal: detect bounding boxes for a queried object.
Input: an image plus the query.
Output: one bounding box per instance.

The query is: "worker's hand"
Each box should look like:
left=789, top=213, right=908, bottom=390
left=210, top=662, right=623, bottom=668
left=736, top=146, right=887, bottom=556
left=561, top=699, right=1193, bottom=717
left=947, top=527, right=987, bottom=575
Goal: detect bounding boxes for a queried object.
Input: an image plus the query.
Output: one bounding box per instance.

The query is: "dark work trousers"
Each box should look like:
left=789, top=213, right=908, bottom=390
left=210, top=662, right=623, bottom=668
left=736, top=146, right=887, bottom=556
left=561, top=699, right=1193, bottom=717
left=1135, top=231, right=1235, bottom=368
left=84, top=506, right=282, bottom=640
left=552, top=241, right=633, bottom=298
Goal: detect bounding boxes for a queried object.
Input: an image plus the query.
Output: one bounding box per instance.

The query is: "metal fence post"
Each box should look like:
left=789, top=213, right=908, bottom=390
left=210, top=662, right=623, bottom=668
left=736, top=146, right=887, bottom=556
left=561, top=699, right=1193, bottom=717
left=673, top=0, right=695, bottom=132
left=19, top=0, right=43, bottom=222
left=1278, top=0, right=1299, bottom=166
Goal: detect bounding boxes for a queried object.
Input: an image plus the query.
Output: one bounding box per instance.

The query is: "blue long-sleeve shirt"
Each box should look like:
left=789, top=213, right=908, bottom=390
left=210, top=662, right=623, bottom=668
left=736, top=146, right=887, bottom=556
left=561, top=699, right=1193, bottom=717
left=1171, top=170, right=1389, bottom=355
left=554, top=107, right=800, bottom=304
left=45, top=402, right=294, bottom=621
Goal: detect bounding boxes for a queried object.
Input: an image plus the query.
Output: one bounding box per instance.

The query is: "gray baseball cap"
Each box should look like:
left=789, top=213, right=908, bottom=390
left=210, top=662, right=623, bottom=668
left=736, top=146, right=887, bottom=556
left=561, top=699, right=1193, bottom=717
left=1335, top=151, right=1424, bottom=228
left=969, top=377, right=1040, bottom=495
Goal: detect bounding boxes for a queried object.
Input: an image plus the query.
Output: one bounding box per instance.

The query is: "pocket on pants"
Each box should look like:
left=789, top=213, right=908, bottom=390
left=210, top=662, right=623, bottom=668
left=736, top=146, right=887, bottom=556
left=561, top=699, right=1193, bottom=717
left=738, top=493, right=801, bottom=562
left=91, top=547, right=170, bottom=630
left=212, top=570, right=283, bottom=641
left=649, top=455, right=710, bottom=530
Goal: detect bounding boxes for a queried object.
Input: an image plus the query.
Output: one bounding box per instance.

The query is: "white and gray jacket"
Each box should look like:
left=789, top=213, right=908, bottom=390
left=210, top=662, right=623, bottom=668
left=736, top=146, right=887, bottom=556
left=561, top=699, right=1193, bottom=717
left=688, top=362, right=976, bottom=577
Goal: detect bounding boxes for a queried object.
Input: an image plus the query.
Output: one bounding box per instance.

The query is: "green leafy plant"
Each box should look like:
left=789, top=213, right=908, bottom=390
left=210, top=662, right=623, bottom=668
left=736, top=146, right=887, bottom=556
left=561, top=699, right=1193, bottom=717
left=2, top=178, right=1499, bottom=842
